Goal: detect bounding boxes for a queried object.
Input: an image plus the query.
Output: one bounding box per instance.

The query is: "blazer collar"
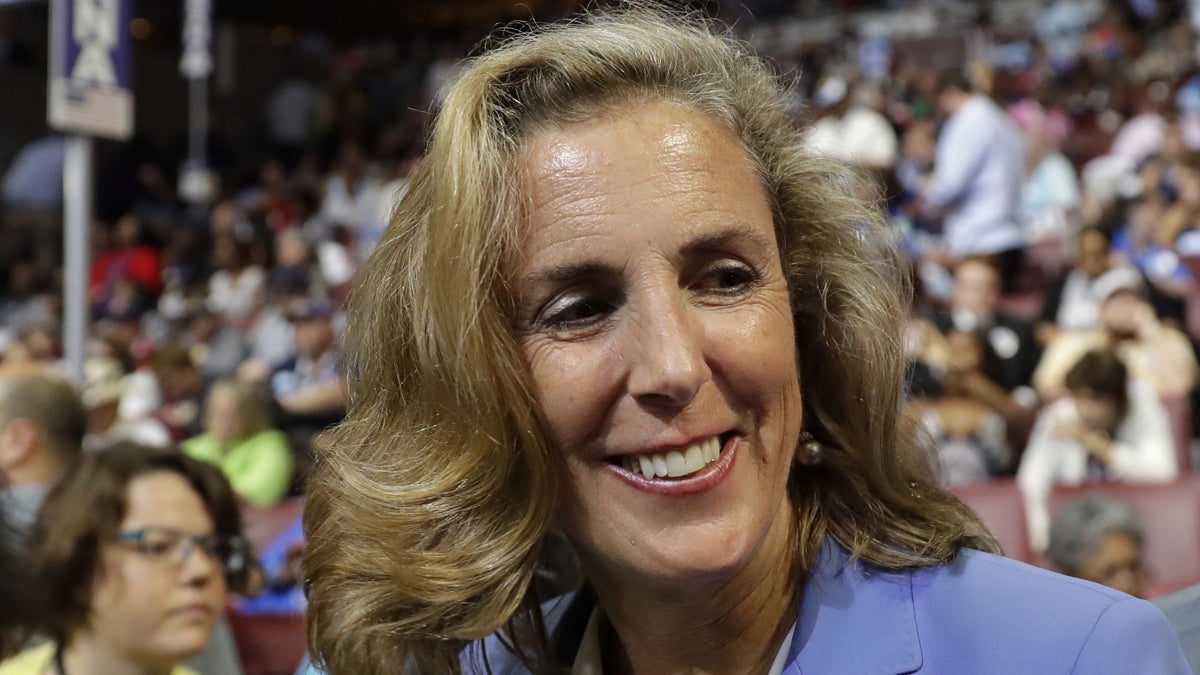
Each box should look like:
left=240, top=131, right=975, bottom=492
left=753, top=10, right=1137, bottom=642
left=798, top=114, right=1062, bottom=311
left=787, top=541, right=922, bottom=675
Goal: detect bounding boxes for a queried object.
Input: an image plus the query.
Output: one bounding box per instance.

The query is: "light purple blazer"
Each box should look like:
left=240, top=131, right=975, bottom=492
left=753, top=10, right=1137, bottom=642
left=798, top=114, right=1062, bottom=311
left=463, top=540, right=1190, bottom=674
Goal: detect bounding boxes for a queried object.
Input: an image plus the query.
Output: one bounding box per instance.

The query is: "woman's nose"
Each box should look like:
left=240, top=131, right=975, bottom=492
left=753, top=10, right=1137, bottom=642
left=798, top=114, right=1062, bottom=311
left=626, top=293, right=711, bottom=409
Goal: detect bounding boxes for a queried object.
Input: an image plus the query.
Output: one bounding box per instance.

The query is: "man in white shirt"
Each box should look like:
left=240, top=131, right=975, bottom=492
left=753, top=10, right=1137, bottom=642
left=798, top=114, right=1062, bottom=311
left=922, top=74, right=1026, bottom=288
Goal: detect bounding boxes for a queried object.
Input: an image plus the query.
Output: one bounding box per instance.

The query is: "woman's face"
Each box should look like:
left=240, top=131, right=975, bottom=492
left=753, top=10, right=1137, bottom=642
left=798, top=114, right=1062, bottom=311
left=88, top=471, right=226, bottom=667
left=514, top=102, right=802, bottom=589
left=205, top=386, right=241, bottom=444
left=1077, top=532, right=1145, bottom=598
left=1072, top=388, right=1120, bottom=433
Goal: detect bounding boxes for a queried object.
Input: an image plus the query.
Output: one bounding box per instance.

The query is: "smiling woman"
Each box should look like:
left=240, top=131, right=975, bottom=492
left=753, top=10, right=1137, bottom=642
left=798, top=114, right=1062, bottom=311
left=301, top=4, right=1188, bottom=675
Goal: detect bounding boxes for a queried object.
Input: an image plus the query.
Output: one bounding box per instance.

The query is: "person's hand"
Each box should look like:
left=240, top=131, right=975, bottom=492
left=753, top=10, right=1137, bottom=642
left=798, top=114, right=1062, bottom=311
left=1133, top=302, right=1159, bottom=339
left=237, top=359, right=271, bottom=382
left=1055, top=421, right=1113, bottom=464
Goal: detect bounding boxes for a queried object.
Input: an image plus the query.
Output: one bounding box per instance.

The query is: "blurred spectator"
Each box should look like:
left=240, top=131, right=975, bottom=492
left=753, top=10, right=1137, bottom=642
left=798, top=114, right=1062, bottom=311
left=1045, top=495, right=1146, bottom=598
left=1, top=443, right=249, bottom=675
left=805, top=78, right=899, bottom=170
left=1019, top=348, right=1176, bottom=551
left=320, top=140, right=386, bottom=259
left=0, top=364, right=85, bottom=544
left=182, top=380, right=293, bottom=509
left=207, top=234, right=266, bottom=330
left=258, top=298, right=344, bottom=423
left=150, top=344, right=206, bottom=441
left=1010, top=99, right=1080, bottom=240
left=1111, top=188, right=1192, bottom=324
left=2, top=321, right=61, bottom=366
left=935, top=257, right=1041, bottom=396
left=1110, top=89, right=1167, bottom=165
left=82, top=356, right=171, bottom=452
left=185, top=304, right=252, bottom=383
left=911, top=330, right=1013, bottom=486
left=1034, top=266, right=1198, bottom=400
left=1037, top=226, right=1114, bottom=343
left=0, top=253, right=54, bottom=356
left=89, top=214, right=164, bottom=320
left=920, top=72, right=1025, bottom=282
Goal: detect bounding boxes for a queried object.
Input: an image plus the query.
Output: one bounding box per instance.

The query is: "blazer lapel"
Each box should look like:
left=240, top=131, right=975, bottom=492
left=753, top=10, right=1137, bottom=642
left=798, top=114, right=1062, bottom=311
left=787, top=541, right=923, bottom=675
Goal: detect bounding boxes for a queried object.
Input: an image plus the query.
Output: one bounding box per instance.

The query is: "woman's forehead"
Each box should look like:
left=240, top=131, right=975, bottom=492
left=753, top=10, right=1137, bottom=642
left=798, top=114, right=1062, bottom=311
left=120, top=471, right=214, bottom=533
left=515, top=102, right=769, bottom=260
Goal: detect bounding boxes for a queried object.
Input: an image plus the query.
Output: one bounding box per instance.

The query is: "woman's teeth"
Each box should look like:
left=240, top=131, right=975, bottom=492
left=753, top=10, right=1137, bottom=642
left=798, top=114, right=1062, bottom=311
left=620, top=437, right=721, bottom=479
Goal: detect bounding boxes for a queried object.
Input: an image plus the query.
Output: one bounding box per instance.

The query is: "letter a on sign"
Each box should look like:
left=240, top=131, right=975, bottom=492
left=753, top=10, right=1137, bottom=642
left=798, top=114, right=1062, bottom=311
left=71, top=0, right=118, bottom=85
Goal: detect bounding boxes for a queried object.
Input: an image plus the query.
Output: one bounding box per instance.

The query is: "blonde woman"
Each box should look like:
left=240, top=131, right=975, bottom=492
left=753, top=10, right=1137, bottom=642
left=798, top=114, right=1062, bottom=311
left=303, top=6, right=1188, bottom=674
left=182, top=379, right=293, bottom=509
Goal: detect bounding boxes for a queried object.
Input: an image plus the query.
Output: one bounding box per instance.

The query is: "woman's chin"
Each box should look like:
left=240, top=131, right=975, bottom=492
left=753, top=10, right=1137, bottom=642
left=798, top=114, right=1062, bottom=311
left=593, top=529, right=765, bottom=593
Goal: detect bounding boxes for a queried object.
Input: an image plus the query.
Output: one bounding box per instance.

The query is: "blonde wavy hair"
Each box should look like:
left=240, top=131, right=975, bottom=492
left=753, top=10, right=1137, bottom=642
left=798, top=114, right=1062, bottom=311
left=304, top=4, right=998, bottom=673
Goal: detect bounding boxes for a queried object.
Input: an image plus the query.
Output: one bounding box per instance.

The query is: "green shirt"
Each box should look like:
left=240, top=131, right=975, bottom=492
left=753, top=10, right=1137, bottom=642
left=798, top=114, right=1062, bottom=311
left=181, top=430, right=293, bottom=508
left=0, top=643, right=200, bottom=675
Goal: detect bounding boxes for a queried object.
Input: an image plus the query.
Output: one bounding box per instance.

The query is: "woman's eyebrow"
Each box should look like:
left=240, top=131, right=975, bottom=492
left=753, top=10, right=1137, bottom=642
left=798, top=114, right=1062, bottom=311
left=524, top=260, right=622, bottom=285
left=680, top=224, right=773, bottom=257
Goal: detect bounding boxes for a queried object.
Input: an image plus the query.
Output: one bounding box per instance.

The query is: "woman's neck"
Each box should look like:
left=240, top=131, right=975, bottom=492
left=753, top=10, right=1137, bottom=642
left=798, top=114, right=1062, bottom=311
left=60, top=635, right=173, bottom=675
left=588, top=500, right=801, bottom=675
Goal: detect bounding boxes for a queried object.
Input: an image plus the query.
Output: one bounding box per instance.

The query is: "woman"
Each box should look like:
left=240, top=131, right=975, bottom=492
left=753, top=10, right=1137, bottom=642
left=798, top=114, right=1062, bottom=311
left=1019, top=348, right=1176, bottom=552
left=0, top=442, right=249, bottom=675
left=1046, top=495, right=1147, bottom=598
left=182, top=379, right=293, bottom=508
left=304, top=6, right=1188, bottom=674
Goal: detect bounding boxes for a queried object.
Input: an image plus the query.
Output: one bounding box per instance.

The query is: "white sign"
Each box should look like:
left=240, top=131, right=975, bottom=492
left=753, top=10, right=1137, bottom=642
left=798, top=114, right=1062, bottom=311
left=48, top=0, right=134, bottom=140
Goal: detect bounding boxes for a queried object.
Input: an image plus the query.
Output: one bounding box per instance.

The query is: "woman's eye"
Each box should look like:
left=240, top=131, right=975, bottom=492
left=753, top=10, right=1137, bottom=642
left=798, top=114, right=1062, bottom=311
left=141, top=540, right=175, bottom=556
left=698, top=263, right=758, bottom=293
left=540, top=294, right=615, bottom=328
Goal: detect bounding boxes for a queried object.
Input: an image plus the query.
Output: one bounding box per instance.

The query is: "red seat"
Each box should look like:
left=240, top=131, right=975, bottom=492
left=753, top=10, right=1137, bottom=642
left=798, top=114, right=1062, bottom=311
left=948, top=479, right=1035, bottom=564
left=1048, top=476, right=1200, bottom=598
left=226, top=607, right=308, bottom=675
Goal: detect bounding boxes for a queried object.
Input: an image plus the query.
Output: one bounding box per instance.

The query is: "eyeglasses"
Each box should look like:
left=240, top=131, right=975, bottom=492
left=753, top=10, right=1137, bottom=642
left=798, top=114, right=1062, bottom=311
left=113, top=526, right=249, bottom=578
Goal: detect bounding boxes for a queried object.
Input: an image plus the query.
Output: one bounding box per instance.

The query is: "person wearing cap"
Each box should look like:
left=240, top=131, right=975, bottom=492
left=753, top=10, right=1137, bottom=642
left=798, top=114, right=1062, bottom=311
left=1033, top=265, right=1197, bottom=401
left=268, top=298, right=344, bottom=420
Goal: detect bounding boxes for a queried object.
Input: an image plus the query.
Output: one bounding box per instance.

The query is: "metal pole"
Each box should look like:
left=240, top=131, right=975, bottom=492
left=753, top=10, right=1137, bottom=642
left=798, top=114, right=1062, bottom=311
left=62, top=134, right=93, bottom=387
left=188, top=74, right=208, bottom=171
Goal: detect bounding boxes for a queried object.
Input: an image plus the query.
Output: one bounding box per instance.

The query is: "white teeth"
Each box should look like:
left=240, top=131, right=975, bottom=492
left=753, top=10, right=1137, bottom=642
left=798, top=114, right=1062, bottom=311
left=618, top=436, right=724, bottom=480
left=665, top=451, right=687, bottom=477
left=639, top=455, right=655, bottom=480
left=652, top=455, right=669, bottom=477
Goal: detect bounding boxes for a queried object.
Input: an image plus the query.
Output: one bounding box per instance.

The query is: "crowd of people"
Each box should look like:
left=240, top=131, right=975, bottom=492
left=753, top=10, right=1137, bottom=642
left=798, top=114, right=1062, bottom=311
left=2, top=0, right=1200, bottom=672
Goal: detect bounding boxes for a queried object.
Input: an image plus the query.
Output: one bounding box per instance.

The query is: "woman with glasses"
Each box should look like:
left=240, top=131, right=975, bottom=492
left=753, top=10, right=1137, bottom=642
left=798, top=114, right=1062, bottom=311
left=0, top=442, right=249, bottom=675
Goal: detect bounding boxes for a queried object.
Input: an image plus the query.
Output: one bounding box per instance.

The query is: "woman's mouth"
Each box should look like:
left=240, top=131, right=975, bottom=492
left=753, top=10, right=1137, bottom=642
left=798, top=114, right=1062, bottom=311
left=614, top=436, right=722, bottom=480
left=603, top=433, right=739, bottom=495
